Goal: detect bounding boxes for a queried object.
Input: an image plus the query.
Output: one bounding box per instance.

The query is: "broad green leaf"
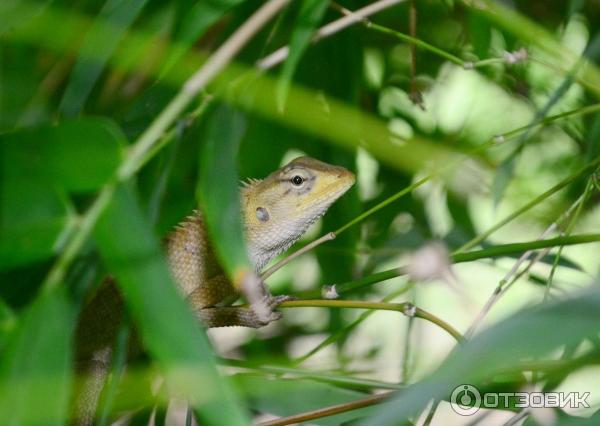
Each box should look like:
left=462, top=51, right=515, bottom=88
left=59, top=0, right=149, bottom=117
left=197, top=103, right=250, bottom=275
left=0, top=179, right=74, bottom=270
left=93, top=184, right=248, bottom=425
left=0, top=118, right=125, bottom=192
left=160, top=0, right=246, bottom=78
left=277, top=0, right=328, bottom=110
left=363, top=288, right=600, bottom=425
left=0, top=287, right=74, bottom=425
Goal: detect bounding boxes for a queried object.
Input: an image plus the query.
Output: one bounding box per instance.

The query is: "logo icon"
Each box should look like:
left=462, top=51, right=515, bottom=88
left=450, top=384, right=481, bottom=416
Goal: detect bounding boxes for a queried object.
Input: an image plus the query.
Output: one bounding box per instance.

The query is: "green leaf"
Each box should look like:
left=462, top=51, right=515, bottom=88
left=197, top=103, right=250, bottom=275
left=59, top=0, right=149, bottom=117
left=277, top=0, right=328, bottom=110
left=363, top=288, right=600, bottom=425
left=0, top=179, right=74, bottom=270
left=0, top=287, right=74, bottom=425
left=93, top=183, right=248, bottom=425
left=0, top=0, right=52, bottom=35
left=160, top=0, right=246, bottom=78
left=468, top=11, right=491, bottom=59
left=0, top=118, right=125, bottom=192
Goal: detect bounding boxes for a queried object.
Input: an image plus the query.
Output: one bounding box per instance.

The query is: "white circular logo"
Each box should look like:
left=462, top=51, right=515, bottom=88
left=450, top=384, right=481, bottom=416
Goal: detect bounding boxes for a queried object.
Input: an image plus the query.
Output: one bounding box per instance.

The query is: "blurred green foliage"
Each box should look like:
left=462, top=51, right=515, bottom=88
left=1, top=0, right=600, bottom=424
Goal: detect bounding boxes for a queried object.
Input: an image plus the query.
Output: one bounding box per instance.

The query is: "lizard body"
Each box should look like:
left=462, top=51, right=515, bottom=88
left=73, top=156, right=354, bottom=423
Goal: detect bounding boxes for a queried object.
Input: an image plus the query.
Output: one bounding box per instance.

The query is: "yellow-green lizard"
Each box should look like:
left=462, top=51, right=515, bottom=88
left=73, top=156, right=355, bottom=423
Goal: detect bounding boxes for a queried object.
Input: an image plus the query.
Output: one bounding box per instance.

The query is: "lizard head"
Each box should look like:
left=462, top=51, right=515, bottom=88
left=243, top=156, right=355, bottom=270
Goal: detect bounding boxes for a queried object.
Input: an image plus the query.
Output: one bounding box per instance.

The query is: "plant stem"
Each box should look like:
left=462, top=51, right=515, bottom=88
left=280, top=299, right=464, bottom=342
left=256, top=0, right=406, bottom=69
left=308, top=233, right=600, bottom=301
left=292, top=283, right=414, bottom=365
left=256, top=392, right=393, bottom=426
left=261, top=232, right=335, bottom=279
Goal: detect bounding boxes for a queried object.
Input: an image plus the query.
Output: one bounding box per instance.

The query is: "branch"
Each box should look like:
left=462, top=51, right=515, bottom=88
left=256, top=0, right=406, bottom=70
left=279, top=299, right=464, bottom=343
left=257, top=392, right=393, bottom=426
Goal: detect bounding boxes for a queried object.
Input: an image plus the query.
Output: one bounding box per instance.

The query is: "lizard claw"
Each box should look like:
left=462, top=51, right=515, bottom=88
left=268, top=294, right=296, bottom=308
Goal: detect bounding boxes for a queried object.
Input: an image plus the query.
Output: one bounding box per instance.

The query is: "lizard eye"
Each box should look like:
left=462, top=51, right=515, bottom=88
left=291, top=175, right=304, bottom=186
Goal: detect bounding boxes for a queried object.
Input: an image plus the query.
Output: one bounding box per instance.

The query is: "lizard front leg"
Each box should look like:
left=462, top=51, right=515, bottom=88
left=186, top=274, right=289, bottom=328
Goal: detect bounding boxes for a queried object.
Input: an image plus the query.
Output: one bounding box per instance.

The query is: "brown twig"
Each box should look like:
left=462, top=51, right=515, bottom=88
left=257, top=392, right=393, bottom=426
left=256, top=0, right=406, bottom=69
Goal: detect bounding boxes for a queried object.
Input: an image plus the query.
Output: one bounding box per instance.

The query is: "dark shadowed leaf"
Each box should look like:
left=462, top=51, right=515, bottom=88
left=59, top=0, right=149, bottom=117
left=160, top=0, right=246, bottom=77
left=0, top=118, right=125, bottom=192
left=277, top=0, right=328, bottom=110
left=468, top=11, right=491, bottom=59
left=0, top=286, right=74, bottom=425
left=0, top=179, right=74, bottom=270
left=93, top=184, right=248, bottom=425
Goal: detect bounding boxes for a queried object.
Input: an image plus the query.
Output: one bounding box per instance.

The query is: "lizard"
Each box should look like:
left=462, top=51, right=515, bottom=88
left=73, top=156, right=355, bottom=423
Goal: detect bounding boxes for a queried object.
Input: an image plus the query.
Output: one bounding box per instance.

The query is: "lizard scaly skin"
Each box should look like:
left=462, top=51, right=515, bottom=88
left=73, top=157, right=354, bottom=423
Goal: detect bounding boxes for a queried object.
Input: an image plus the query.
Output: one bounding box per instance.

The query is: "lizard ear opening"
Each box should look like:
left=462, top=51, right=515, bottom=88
left=256, top=207, right=270, bottom=222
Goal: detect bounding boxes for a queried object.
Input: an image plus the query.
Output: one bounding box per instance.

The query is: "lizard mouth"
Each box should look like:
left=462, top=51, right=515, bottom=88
left=302, top=167, right=355, bottom=213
